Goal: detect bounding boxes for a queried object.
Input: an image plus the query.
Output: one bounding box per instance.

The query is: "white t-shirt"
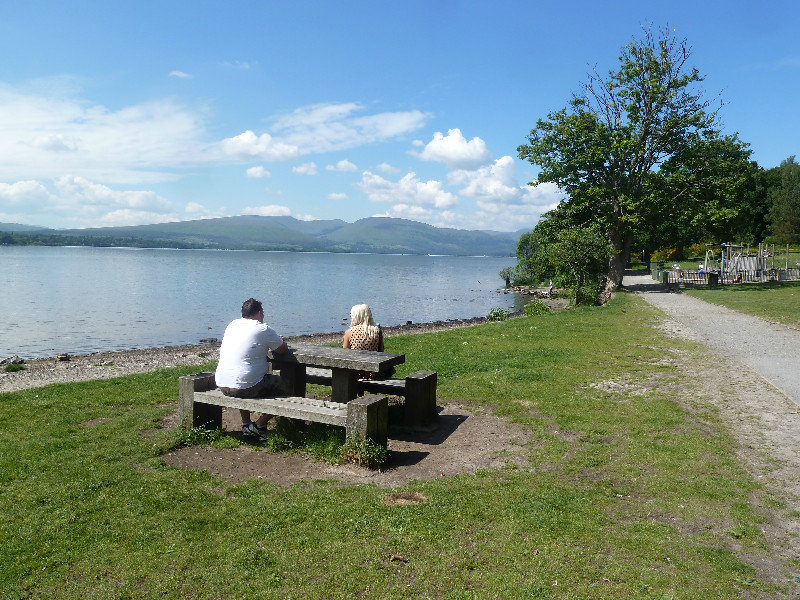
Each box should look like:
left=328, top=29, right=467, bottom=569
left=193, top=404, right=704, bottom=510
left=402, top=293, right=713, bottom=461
left=214, top=318, right=285, bottom=389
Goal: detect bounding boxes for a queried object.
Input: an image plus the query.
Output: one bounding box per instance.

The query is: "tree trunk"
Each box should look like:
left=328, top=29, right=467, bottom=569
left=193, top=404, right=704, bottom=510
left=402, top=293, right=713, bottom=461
left=603, top=229, right=633, bottom=300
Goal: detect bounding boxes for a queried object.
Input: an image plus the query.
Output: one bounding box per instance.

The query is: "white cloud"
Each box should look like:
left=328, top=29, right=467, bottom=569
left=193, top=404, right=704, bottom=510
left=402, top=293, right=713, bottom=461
left=223, top=103, right=427, bottom=168
left=55, top=176, right=173, bottom=212
left=357, top=171, right=458, bottom=209
left=97, top=209, right=177, bottom=226
left=448, top=156, right=563, bottom=230
left=448, top=156, right=521, bottom=202
left=292, top=162, right=317, bottom=175
left=381, top=203, right=433, bottom=219
left=327, top=192, right=347, bottom=200
left=33, top=133, right=78, bottom=152
left=185, top=202, right=224, bottom=218
left=0, top=85, right=210, bottom=184
left=271, top=103, right=429, bottom=154
left=326, top=159, right=358, bottom=172
left=242, top=205, right=292, bottom=217
left=238, top=205, right=315, bottom=221
left=292, top=162, right=318, bottom=175
left=376, top=162, right=400, bottom=174
left=220, top=130, right=300, bottom=161
left=0, top=176, right=180, bottom=227
left=418, top=128, right=491, bottom=170
left=246, top=165, right=271, bottom=178
left=0, top=180, right=53, bottom=207
left=169, top=70, right=193, bottom=79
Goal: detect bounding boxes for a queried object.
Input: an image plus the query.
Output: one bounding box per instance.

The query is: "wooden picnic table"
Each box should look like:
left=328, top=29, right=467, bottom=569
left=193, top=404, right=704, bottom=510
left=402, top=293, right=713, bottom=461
left=269, top=344, right=405, bottom=404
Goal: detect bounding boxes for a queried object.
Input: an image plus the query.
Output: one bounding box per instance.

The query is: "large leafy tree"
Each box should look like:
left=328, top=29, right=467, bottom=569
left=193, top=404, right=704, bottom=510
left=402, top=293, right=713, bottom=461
left=646, top=132, right=761, bottom=256
left=766, top=156, right=800, bottom=243
left=518, top=26, right=722, bottom=293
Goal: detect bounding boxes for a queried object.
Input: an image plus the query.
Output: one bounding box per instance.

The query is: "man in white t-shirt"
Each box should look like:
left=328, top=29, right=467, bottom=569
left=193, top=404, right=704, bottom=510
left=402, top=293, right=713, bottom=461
left=215, top=298, right=289, bottom=437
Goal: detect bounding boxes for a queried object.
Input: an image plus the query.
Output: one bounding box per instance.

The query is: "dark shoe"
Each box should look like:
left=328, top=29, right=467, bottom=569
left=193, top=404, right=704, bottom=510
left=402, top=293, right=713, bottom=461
left=242, top=422, right=267, bottom=437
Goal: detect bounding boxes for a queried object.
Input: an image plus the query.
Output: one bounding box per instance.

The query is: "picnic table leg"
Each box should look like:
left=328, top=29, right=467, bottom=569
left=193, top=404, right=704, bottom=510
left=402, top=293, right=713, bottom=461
left=404, top=370, right=437, bottom=426
left=330, top=367, right=359, bottom=404
left=276, top=363, right=306, bottom=397
left=346, top=394, right=388, bottom=446
left=179, top=372, right=221, bottom=429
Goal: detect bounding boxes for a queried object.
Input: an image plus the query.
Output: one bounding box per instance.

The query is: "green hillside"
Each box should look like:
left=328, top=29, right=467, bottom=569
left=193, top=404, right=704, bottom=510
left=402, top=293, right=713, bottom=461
left=324, top=217, right=517, bottom=255
left=2, top=216, right=519, bottom=255
left=0, top=223, right=50, bottom=233
left=56, top=216, right=329, bottom=251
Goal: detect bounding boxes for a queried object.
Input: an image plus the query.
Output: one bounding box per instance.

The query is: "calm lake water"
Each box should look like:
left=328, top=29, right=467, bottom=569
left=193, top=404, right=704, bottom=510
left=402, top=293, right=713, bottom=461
left=1, top=246, right=520, bottom=358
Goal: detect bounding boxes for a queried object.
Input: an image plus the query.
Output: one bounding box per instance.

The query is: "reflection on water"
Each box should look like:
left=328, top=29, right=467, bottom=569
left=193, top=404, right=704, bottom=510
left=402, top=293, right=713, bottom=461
left=1, top=246, right=522, bottom=358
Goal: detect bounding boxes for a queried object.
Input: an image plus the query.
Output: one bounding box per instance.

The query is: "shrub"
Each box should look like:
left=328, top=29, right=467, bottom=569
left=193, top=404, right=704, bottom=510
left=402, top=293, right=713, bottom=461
left=174, top=426, right=225, bottom=448
left=499, top=266, right=514, bottom=287
left=574, top=280, right=605, bottom=306
left=524, top=299, right=551, bottom=316
left=650, top=247, right=677, bottom=261
left=486, top=307, right=510, bottom=321
left=264, top=417, right=304, bottom=452
left=4, top=363, right=26, bottom=373
left=689, top=243, right=706, bottom=258
left=340, top=437, right=388, bottom=469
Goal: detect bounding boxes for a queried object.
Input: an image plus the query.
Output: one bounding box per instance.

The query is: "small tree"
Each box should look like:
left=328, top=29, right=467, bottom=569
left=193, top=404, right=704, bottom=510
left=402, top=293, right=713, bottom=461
left=499, top=266, right=514, bottom=288
left=548, top=226, right=613, bottom=305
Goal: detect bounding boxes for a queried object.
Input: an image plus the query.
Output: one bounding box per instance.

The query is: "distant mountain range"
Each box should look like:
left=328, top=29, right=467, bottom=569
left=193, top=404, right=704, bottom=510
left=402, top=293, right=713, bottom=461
left=0, top=216, right=525, bottom=256
left=0, top=222, right=49, bottom=233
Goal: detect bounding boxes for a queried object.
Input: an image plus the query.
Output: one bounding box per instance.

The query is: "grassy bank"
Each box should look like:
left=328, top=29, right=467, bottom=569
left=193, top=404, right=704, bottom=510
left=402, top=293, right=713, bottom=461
left=685, top=281, right=800, bottom=328
left=0, top=293, right=787, bottom=599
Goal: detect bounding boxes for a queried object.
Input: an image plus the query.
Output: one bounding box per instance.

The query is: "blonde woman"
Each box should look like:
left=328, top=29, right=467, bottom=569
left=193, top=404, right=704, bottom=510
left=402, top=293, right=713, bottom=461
left=343, top=304, right=393, bottom=379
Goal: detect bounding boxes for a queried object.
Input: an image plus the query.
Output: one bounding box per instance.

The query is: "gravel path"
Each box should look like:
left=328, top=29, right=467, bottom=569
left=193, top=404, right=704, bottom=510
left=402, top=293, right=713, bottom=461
left=625, top=273, right=800, bottom=404
left=625, top=272, right=800, bottom=592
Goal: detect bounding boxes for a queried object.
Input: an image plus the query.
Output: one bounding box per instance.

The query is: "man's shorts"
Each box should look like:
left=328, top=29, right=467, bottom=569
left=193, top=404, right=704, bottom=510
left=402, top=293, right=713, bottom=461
left=219, top=373, right=289, bottom=398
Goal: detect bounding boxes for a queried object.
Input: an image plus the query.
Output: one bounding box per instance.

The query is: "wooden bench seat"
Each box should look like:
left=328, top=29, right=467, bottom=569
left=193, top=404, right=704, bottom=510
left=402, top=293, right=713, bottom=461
left=179, top=373, right=387, bottom=445
left=304, top=367, right=437, bottom=426
left=194, top=389, right=348, bottom=426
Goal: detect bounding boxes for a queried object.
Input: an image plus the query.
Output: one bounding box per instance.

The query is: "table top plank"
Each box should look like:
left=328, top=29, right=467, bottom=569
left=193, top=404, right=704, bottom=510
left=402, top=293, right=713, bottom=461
left=269, top=344, right=404, bottom=372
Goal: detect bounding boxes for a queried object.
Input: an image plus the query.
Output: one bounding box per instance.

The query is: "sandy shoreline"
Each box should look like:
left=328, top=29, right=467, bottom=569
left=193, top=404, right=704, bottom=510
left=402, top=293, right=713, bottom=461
left=0, top=316, right=492, bottom=394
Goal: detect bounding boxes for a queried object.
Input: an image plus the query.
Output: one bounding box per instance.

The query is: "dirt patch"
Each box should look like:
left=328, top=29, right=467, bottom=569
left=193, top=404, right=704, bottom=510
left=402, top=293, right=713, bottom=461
left=160, top=402, right=530, bottom=488
left=383, top=491, right=427, bottom=506
left=78, top=417, right=111, bottom=427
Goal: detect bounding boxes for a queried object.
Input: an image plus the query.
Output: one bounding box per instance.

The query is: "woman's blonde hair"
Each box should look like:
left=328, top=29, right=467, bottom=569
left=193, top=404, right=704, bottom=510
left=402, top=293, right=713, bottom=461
left=350, top=303, right=379, bottom=337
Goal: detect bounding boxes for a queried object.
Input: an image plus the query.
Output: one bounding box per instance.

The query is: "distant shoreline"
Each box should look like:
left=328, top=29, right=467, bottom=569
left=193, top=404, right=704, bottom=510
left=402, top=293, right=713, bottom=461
left=1, top=239, right=513, bottom=258
left=0, top=315, right=494, bottom=394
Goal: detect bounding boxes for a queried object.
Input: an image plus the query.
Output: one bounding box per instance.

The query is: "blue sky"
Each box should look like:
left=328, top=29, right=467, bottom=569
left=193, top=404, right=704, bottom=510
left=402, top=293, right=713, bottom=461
left=0, top=1, right=798, bottom=232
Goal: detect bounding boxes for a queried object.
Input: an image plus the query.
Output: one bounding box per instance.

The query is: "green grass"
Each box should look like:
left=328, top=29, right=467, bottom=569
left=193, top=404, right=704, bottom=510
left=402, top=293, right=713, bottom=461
left=0, top=294, right=791, bottom=599
left=685, top=281, right=800, bottom=328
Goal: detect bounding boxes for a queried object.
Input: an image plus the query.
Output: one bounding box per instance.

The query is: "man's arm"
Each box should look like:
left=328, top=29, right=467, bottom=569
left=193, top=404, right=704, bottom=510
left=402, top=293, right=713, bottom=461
left=273, top=339, right=288, bottom=354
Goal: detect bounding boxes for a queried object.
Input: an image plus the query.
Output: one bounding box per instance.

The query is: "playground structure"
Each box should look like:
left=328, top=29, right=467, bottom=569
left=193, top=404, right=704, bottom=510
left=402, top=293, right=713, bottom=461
left=654, top=243, right=800, bottom=285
